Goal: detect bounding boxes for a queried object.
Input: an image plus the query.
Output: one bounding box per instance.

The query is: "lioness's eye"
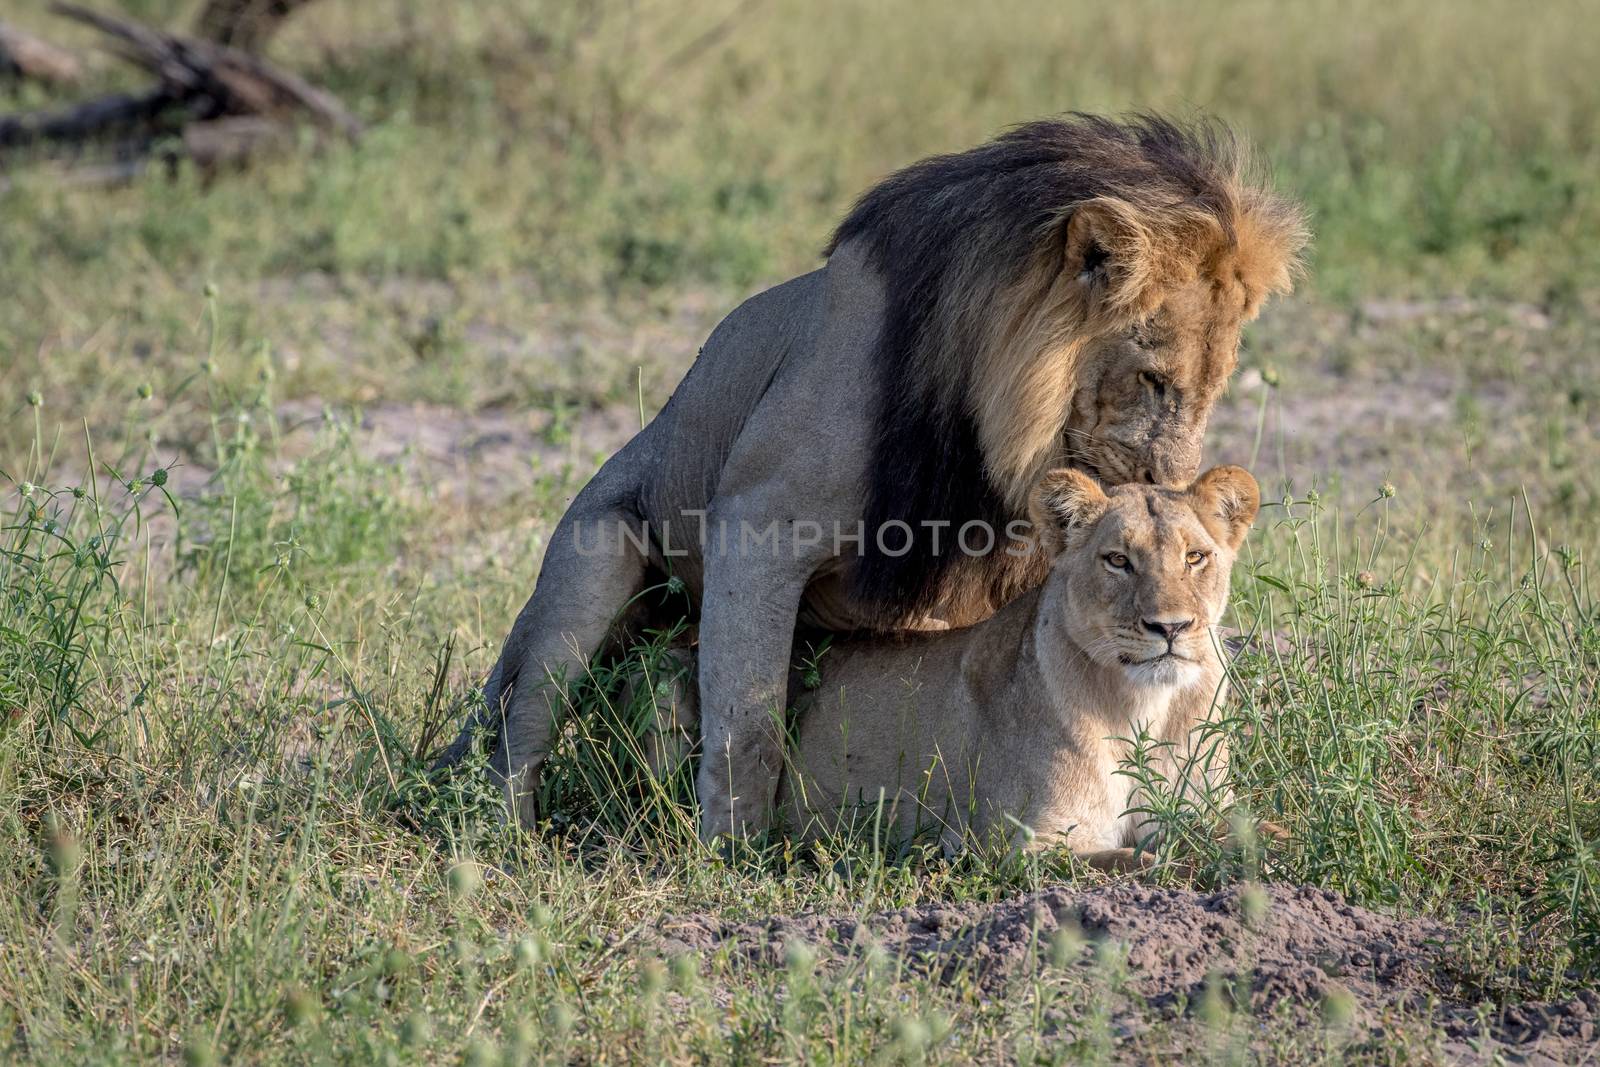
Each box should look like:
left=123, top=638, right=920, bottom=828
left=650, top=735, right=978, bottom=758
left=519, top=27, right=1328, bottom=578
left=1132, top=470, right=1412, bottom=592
left=1185, top=550, right=1207, bottom=567
left=1137, top=370, right=1166, bottom=397
left=1105, top=552, right=1130, bottom=571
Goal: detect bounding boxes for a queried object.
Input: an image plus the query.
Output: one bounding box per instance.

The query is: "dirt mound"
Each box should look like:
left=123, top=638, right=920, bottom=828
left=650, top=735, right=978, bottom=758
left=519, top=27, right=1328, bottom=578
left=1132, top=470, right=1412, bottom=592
left=653, top=882, right=1598, bottom=1061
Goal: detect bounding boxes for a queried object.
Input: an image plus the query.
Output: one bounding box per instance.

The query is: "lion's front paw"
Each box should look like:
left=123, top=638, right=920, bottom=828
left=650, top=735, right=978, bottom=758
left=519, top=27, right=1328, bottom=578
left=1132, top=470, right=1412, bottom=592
left=696, top=794, right=775, bottom=845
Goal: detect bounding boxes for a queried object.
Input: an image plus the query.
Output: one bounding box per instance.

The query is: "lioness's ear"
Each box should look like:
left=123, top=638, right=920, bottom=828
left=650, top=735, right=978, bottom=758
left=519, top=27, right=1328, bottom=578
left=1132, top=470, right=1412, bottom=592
left=1031, top=468, right=1109, bottom=549
left=1062, top=198, right=1160, bottom=320
left=1188, top=466, right=1260, bottom=549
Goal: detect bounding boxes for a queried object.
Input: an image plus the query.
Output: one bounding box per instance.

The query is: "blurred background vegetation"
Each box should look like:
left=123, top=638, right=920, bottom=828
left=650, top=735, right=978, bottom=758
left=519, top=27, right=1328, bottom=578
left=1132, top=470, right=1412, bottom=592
left=3, top=0, right=1598, bottom=307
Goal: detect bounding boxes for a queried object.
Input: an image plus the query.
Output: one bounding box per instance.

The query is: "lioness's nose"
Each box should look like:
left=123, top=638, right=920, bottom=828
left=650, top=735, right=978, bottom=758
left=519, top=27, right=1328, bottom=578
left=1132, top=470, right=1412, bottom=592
left=1141, top=618, right=1193, bottom=643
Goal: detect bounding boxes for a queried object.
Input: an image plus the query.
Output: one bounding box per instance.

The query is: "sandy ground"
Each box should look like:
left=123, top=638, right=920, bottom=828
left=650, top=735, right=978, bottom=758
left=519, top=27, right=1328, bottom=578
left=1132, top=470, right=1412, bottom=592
left=274, top=396, right=645, bottom=505
left=649, top=882, right=1598, bottom=1064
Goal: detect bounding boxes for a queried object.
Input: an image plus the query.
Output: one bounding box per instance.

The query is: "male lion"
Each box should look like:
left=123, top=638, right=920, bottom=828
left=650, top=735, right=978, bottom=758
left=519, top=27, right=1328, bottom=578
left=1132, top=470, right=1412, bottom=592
left=644, top=465, right=1262, bottom=862
left=439, top=114, right=1305, bottom=839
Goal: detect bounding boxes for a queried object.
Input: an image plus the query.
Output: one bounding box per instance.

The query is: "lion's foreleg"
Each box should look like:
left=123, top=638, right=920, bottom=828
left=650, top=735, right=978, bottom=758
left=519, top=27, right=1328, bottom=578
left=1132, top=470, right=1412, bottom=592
left=695, top=538, right=817, bottom=841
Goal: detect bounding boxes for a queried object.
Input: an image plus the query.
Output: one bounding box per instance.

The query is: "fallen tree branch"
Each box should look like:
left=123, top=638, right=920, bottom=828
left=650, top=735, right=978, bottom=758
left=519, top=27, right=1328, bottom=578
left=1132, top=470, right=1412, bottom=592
left=0, top=21, right=83, bottom=86
left=0, top=87, right=173, bottom=148
left=50, top=2, right=361, bottom=138
left=0, top=2, right=359, bottom=175
left=183, top=114, right=292, bottom=168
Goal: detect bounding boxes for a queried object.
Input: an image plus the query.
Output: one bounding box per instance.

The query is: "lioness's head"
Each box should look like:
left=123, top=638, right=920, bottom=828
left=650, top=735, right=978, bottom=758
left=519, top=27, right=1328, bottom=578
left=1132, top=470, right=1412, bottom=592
left=1031, top=464, right=1260, bottom=687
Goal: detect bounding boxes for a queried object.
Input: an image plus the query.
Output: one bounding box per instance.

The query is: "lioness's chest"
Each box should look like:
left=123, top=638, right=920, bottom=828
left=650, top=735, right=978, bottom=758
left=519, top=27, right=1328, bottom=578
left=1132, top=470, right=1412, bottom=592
left=1021, top=693, right=1176, bottom=849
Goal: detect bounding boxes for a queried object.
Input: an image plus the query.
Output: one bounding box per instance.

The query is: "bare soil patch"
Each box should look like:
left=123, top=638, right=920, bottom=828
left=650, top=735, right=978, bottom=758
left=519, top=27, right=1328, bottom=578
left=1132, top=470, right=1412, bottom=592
left=275, top=397, right=643, bottom=504
left=259, top=293, right=1584, bottom=517
left=652, top=882, right=1599, bottom=1063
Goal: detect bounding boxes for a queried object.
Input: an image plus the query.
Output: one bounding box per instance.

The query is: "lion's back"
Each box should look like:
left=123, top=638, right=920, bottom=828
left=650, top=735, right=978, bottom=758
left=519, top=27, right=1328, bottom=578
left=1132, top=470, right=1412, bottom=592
left=637, top=266, right=828, bottom=522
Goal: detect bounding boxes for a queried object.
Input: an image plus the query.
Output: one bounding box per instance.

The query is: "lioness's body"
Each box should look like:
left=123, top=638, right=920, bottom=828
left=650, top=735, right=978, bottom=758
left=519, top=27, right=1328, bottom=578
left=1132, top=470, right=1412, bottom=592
left=779, top=584, right=1220, bottom=856
left=442, top=116, right=1304, bottom=838
left=654, top=468, right=1260, bottom=859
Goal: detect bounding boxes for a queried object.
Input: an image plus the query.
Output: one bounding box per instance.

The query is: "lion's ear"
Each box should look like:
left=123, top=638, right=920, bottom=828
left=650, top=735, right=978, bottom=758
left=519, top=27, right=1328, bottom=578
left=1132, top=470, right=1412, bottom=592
left=1188, top=465, right=1260, bottom=549
left=1062, top=198, right=1160, bottom=320
left=1032, top=468, right=1109, bottom=549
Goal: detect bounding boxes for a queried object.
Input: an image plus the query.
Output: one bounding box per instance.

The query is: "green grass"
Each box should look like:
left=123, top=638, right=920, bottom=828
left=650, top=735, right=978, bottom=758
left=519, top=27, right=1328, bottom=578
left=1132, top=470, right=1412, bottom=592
left=3, top=0, right=1600, bottom=1061
left=4, top=302, right=1599, bottom=1062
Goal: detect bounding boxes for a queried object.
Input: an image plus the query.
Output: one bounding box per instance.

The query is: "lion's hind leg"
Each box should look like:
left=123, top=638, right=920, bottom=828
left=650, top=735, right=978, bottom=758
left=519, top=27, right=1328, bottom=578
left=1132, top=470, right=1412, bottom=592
left=473, top=496, right=655, bottom=827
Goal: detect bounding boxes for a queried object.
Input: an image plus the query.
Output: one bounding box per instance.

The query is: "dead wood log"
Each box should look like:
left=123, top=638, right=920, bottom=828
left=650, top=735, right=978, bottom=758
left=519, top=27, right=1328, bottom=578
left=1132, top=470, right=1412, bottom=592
left=0, top=87, right=172, bottom=148
left=0, top=21, right=83, bottom=86
left=49, top=2, right=361, bottom=138
left=193, top=0, right=318, bottom=54
left=183, top=114, right=292, bottom=168
left=4, top=116, right=289, bottom=188
left=0, top=2, right=355, bottom=177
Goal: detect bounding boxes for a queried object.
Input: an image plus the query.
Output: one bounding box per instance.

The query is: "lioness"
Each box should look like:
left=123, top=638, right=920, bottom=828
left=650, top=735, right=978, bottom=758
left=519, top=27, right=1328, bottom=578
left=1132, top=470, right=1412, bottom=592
left=439, top=114, right=1305, bottom=840
left=647, top=465, right=1261, bottom=861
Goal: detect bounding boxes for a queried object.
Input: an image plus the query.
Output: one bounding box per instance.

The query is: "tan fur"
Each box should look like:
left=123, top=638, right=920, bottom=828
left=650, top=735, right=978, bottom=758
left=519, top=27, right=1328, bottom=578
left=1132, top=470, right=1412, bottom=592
left=649, top=467, right=1261, bottom=857
left=961, top=181, right=1305, bottom=510
left=440, top=116, right=1302, bottom=841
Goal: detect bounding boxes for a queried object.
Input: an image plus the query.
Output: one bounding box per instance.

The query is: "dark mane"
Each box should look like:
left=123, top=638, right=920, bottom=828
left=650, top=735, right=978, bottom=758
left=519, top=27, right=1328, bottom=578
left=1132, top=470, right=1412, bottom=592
left=830, top=113, right=1273, bottom=621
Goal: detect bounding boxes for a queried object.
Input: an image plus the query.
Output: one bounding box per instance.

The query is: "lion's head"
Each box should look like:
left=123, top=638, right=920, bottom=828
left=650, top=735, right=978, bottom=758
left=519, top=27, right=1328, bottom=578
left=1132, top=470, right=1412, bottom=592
left=834, top=114, right=1304, bottom=619
left=1030, top=464, right=1260, bottom=688
left=1049, top=182, right=1304, bottom=488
